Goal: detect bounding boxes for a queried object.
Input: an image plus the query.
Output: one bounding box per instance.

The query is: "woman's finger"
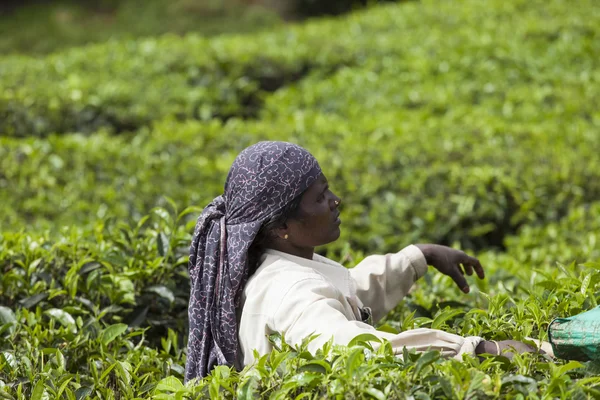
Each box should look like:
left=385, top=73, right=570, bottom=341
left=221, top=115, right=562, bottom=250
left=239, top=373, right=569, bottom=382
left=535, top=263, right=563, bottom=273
left=462, top=254, right=485, bottom=279
left=473, top=258, right=485, bottom=279
left=449, top=268, right=470, bottom=293
left=462, top=262, right=474, bottom=276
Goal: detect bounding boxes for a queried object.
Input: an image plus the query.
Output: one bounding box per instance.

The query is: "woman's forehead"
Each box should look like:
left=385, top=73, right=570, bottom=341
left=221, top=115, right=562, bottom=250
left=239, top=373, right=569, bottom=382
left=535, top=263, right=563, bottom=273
left=305, top=174, right=328, bottom=194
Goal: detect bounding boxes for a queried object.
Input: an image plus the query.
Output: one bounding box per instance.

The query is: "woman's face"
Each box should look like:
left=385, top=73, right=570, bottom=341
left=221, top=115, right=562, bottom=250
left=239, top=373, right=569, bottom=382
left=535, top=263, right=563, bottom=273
left=285, top=174, right=342, bottom=248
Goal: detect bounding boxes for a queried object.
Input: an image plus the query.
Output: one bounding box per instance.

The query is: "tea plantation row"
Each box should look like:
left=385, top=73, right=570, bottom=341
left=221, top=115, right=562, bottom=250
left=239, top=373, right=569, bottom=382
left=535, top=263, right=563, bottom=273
left=1, top=0, right=598, bottom=138
left=2, top=110, right=600, bottom=253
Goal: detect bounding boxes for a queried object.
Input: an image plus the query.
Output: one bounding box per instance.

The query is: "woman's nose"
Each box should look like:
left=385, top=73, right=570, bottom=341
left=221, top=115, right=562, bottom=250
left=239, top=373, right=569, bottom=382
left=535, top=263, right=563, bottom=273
left=331, top=195, right=341, bottom=208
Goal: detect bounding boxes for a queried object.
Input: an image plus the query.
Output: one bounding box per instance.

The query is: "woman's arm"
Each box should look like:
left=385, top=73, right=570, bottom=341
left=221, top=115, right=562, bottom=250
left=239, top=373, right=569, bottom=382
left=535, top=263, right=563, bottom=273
left=272, top=276, right=482, bottom=359
left=348, top=245, right=428, bottom=322
left=349, top=244, right=486, bottom=323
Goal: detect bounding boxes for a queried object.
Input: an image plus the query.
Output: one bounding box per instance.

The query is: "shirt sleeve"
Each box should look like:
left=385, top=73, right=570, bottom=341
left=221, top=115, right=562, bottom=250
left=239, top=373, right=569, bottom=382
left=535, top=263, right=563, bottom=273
left=348, top=244, right=428, bottom=322
left=272, top=276, right=481, bottom=360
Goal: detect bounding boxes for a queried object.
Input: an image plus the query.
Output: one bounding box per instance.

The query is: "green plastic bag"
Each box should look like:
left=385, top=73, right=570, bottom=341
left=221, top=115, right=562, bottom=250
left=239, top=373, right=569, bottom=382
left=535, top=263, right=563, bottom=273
left=548, top=306, right=600, bottom=361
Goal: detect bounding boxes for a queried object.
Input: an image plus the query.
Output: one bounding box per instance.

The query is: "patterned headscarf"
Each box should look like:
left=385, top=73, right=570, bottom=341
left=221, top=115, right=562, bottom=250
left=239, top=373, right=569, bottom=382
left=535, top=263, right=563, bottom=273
left=185, top=141, right=322, bottom=381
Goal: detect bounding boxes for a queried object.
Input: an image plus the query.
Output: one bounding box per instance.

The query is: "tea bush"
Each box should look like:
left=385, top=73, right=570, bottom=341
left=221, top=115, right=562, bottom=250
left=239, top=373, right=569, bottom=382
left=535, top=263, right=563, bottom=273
left=2, top=0, right=600, bottom=398
left=0, top=26, right=353, bottom=138
left=2, top=207, right=600, bottom=398
left=2, top=113, right=600, bottom=253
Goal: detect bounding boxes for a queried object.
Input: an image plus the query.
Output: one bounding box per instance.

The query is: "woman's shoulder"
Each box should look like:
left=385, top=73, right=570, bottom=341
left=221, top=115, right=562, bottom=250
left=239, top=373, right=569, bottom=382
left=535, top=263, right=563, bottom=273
left=243, top=251, right=335, bottom=306
left=250, top=250, right=326, bottom=285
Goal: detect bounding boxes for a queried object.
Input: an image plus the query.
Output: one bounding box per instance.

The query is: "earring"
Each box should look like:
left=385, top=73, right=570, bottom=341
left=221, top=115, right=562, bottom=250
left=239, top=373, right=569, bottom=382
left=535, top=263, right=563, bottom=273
left=284, top=234, right=289, bottom=240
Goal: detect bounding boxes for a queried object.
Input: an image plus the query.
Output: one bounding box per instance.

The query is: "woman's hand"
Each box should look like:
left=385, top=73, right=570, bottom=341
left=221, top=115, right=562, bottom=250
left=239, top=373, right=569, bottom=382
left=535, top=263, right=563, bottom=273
left=415, top=244, right=485, bottom=293
left=476, top=340, right=542, bottom=360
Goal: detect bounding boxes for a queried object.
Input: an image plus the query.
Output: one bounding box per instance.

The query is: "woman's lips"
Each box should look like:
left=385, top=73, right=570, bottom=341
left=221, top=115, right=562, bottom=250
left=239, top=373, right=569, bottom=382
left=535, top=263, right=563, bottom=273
left=334, top=212, right=341, bottom=224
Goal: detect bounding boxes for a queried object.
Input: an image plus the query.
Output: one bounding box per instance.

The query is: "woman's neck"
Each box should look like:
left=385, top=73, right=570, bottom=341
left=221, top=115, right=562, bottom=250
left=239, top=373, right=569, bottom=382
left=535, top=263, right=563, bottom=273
left=266, top=242, right=314, bottom=260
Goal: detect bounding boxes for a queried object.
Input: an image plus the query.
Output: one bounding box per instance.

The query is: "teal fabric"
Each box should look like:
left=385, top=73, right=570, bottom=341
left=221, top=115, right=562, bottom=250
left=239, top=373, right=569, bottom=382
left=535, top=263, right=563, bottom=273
left=548, top=306, right=600, bottom=361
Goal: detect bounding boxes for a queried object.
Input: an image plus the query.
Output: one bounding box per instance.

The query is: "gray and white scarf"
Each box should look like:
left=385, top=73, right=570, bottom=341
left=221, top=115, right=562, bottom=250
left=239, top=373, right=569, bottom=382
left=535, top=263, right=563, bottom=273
left=185, top=141, right=322, bottom=381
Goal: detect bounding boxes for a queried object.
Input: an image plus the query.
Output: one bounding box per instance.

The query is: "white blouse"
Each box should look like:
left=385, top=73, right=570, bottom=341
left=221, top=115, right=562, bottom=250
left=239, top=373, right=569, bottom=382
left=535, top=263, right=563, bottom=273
left=238, top=245, right=482, bottom=366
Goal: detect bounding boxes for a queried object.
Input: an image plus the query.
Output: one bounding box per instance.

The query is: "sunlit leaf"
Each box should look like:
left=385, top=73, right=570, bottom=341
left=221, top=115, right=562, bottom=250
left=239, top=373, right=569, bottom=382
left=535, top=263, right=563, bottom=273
left=365, top=388, right=386, bottom=400
left=348, top=333, right=381, bottom=348
left=0, top=307, right=16, bottom=335
left=101, top=323, right=128, bottom=345
left=30, top=379, right=46, bottom=400
left=45, top=309, right=77, bottom=333
left=156, top=376, right=185, bottom=392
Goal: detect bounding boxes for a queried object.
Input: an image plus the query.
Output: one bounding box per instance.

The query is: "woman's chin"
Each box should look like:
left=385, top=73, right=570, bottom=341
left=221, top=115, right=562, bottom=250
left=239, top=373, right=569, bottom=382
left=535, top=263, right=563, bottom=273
left=317, top=226, right=342, bottom=246
left=331, top=226, right=342, bottom=241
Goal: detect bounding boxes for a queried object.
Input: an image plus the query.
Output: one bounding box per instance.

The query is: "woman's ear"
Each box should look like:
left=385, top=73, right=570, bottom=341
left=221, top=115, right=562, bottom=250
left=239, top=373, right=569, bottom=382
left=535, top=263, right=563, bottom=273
left=273, top=223, right=290, bottom=241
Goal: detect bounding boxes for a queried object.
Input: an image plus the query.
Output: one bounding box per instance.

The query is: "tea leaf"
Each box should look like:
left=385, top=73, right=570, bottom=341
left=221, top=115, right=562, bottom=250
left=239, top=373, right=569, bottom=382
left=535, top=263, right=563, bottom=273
left=298, top=360, right=331, bottom=374
left=237, top=376, right=258, bottom=400
left=377, top=324, right=399, bottom=334
left=157, top=232, right=169, bottom=257
left=580, top=273, right=592, bottom=295
left=431, top=309, right=464, bottom=330
left=0, top=307, right=16, bottom=335
left=556, top=361, right=583, bottom=376
left=348, top=333, right=381, bottom=348
left=155, top=376, right=184, bottom=392
left=18, top=293, right=48, bottom=309
left=101, top=323, right=128, bottom=345
left=413, top=352, right=440, bottom=378
left=74, top=387, right=92, bottom=400
left=79, top=262, right=102, bottom=275
left=145, top=285, right=175, bottom=304
left=30, top=379, right=45, bottom=400
left=45, top=309, right=77, bottom=333
left=346, top=348, right=364, bottom=376
left=365, top=388, right=386, bottom=400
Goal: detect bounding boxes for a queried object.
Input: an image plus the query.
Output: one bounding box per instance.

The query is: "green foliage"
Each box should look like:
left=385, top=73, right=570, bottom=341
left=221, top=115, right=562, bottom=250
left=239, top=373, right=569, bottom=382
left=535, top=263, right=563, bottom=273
left=0, top=21, right=353, bottom=138
left=0, top=0, right=281, bottom=56
left=0, top=206, right=191, bottom=397
left=1, top=206, right=600, bottom=397
left=2, top=0, right=600, bottom=398
left=0, top=205, right=196, bottom=338
left=152, top=333, right=600, bottom=399
left=505, top=203, right=600, bottom=266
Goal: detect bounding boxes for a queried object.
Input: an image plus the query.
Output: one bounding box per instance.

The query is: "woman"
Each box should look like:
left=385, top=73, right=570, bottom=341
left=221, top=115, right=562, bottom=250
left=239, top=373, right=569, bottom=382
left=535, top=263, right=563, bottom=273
left=185, top=141, right=537, bottom=381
